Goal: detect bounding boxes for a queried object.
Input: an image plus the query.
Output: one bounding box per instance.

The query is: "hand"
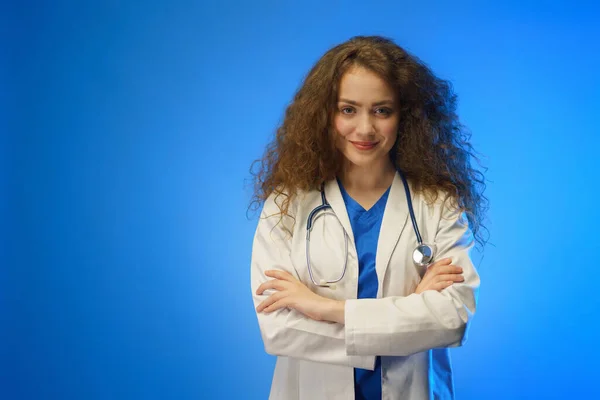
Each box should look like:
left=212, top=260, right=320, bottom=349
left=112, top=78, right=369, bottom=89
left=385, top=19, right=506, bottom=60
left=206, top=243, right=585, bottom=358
left=256, top=270, right=339, bottom=322
left=415, top=257, right=464, bottom=294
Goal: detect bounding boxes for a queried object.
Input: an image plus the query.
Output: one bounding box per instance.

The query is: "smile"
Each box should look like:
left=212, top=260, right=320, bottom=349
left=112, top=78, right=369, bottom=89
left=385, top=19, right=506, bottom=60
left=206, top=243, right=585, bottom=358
left=350, top=141, right=378, bottom=151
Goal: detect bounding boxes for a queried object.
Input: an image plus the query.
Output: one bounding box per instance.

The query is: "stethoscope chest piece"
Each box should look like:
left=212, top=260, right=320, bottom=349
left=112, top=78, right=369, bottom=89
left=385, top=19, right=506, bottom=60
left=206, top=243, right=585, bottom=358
left=412, top=243, right=436, bottom=268
left=307, top=172, right=438, bottom=286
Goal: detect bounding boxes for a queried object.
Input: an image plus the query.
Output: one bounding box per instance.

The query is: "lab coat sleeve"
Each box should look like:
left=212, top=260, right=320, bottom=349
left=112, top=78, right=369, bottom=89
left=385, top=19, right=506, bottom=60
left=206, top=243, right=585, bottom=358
left=344, top=197, right=481, bottom=357
left=251, top=192, right=376, bottom=370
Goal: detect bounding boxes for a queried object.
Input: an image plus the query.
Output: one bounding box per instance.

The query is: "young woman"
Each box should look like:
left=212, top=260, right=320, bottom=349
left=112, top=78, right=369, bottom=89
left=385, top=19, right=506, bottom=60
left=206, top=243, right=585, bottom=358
left=249, top=35, right=487, bottom=400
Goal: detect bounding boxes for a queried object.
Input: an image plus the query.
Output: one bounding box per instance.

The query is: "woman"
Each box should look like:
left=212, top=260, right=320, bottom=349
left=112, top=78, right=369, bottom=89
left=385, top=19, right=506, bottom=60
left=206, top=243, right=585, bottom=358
left=249, top=35, right=487, bottom=400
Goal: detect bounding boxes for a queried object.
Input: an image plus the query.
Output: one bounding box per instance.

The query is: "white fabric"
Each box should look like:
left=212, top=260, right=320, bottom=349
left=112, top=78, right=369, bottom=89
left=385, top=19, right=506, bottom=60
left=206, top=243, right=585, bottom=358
left=250, top=172, right=480, bottom=400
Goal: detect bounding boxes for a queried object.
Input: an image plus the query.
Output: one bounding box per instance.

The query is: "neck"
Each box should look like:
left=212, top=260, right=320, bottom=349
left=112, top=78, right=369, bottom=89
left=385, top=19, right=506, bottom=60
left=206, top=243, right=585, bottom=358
left=338, top=157, right=396, bottom=192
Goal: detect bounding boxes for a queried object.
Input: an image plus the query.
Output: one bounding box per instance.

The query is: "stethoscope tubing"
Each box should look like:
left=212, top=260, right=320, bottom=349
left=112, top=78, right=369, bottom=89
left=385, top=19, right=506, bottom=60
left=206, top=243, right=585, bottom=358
left=305, top=171, right=433, bottom=287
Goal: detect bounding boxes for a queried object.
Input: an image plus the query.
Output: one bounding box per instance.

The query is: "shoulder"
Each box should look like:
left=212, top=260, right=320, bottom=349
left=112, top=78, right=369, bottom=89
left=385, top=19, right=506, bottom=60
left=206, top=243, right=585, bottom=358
left=261, top=186, right=316, bottom=216
left=404, top=185, right=474, bottom=256
left=258, top=186, right=319, bottom=234
left=409, top=183, right=469, bottom=230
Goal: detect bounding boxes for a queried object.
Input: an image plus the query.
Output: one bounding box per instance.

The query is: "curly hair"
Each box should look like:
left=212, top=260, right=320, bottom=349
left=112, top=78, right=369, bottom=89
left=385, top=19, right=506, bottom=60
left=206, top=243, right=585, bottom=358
left=249, top=35, right=488, bottom=248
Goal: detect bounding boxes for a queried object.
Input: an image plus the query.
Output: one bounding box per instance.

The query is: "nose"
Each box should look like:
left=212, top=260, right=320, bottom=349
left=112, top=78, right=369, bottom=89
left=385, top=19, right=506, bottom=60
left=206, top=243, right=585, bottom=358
left=356, top=112, right=376, bottom=137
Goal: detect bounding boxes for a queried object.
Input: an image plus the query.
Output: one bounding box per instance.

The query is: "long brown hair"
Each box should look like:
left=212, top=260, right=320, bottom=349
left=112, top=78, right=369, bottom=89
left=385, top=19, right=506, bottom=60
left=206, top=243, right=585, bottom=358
left=249, top=35, right=488, bottom=247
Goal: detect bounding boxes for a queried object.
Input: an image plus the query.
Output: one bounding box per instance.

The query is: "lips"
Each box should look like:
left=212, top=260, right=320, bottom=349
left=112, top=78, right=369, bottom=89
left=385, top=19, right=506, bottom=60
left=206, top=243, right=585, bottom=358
left=351, top=141, right=378, bottom=150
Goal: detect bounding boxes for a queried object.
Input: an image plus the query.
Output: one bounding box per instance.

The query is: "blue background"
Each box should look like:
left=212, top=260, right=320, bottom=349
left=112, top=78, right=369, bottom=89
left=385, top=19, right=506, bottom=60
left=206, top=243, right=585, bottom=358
left=5, top=1, right=600, bottom=399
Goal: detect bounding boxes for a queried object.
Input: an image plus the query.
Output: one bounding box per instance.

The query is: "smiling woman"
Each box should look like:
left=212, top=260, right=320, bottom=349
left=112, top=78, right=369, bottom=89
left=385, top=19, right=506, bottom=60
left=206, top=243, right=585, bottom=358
left=333, top=67, right=400, bottom=210
left=248, top=35, right=488, bottom=400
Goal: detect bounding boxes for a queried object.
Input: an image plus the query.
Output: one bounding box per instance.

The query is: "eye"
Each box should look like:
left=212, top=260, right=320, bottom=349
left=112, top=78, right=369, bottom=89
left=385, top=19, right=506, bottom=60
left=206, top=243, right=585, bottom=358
left=340, top=106, right=354, bottom=114
left=375, top=107, right=393, bottom=116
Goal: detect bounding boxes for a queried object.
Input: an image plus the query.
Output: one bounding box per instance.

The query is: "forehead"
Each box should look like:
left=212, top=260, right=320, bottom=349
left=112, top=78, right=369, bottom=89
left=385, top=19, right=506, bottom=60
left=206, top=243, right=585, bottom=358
left=337, top=67, right=395, bottom=101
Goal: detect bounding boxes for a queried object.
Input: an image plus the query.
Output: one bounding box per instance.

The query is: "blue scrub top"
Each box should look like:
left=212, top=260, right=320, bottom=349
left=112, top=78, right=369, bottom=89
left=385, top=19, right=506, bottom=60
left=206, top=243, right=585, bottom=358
left=339, top=180, right=391, bottom=400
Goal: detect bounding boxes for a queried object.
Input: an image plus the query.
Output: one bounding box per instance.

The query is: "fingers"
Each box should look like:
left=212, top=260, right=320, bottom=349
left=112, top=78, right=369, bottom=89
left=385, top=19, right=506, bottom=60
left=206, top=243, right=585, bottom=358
left=262, top=298, right=290, bottom=313
left=424, top=259, right=462, bottom=277
left=265, top=270, right=295, bottom=281
left=256, top=291, right=286, bottom=312
left=421, top=268, right=463, bottom=286
left=256, top=270, right=297, bottom=295
left=256, top=279, right=288, bottom=295
left=415, top=274, right=461, bottom=294
left=434, top=273, right=465, bottom=283
left=428, top=257, right=452, bottom=268
left=256, top=271, right=301, bottom=313
left=427, top=264, right=463, bottom=276
left=417, top=260, right=465, bottom=294
left=429, top=280, right=454, bottom=292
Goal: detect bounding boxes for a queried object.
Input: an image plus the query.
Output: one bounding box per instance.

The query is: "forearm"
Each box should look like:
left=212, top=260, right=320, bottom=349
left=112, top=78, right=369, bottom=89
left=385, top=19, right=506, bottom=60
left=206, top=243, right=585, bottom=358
left=250, top=194, right=373, bottom=367
left=344, top=287, right=475, bottom=357
left=257, top=307, right=375, bottom=370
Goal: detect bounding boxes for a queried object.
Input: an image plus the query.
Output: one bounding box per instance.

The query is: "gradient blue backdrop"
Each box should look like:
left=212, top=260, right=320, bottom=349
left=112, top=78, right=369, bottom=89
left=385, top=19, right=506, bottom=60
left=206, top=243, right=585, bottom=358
left=5, top=1, right=600, bottom=399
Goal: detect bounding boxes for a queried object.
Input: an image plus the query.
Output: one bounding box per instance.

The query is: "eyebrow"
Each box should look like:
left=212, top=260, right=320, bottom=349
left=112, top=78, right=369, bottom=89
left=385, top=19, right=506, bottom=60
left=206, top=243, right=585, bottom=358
left=338, top=98, right=395, bottom=106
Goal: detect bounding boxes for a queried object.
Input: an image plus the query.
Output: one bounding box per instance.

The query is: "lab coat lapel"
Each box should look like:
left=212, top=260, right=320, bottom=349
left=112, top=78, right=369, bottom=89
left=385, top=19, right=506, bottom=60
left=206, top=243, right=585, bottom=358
left=376, top=172, right=409, bottom=294
left=324, top=179, right=355, bottom=248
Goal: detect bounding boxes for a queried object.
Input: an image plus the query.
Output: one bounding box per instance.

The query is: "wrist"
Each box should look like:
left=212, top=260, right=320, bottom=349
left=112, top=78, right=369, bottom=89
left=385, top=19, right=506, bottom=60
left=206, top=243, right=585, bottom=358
left=320, top=298, right=346, bottom=324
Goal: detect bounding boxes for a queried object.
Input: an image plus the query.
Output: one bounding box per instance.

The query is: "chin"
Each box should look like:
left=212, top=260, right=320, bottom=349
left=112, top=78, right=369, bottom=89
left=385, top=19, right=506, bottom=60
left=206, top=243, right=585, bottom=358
left=343, top=152, right=386, bottom=168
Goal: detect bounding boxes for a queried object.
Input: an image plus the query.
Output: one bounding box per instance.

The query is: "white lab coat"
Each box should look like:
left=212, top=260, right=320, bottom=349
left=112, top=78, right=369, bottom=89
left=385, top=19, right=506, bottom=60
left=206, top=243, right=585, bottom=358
left=250, top=172, right=480, bottom=400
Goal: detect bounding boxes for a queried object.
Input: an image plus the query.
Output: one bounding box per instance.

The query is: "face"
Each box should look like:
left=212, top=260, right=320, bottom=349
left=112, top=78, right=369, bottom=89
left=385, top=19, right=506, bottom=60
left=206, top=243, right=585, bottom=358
left=333, top=66, right=399, bottom=170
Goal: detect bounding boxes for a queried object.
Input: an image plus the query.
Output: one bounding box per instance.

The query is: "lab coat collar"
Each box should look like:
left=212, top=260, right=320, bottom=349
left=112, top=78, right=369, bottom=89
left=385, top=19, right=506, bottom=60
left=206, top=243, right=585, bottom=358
left=324, top=171, right=410, bottom=294
left=376, top=172, right=410, bottom=294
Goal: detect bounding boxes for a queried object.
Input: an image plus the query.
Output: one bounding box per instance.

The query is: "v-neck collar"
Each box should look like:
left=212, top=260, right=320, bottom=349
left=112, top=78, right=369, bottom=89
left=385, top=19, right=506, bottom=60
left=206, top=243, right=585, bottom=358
left=324, top=172, right=411, bottom=293
left=337, top=178, right=392, bottom=214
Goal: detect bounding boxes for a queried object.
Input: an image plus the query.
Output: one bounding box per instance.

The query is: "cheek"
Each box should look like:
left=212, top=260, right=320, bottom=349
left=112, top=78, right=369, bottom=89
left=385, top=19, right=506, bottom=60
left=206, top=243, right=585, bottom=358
left=384, top=130, right=398, bottom=144
left=334, top=117, right=352, bottom=137
left=382, top=120, right=399, bottom=145
left=333, top=117, right=353, bottom=152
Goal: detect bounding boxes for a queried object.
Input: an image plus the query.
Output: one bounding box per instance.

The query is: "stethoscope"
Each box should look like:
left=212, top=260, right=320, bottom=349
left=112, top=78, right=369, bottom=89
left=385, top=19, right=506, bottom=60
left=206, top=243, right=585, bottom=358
left=305, top=170, right=436, bottom=288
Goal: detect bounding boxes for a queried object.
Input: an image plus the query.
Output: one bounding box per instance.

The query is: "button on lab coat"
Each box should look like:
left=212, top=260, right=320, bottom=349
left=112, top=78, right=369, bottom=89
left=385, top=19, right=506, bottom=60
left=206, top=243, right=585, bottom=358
left=250, top=172, right=480, bottom=400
